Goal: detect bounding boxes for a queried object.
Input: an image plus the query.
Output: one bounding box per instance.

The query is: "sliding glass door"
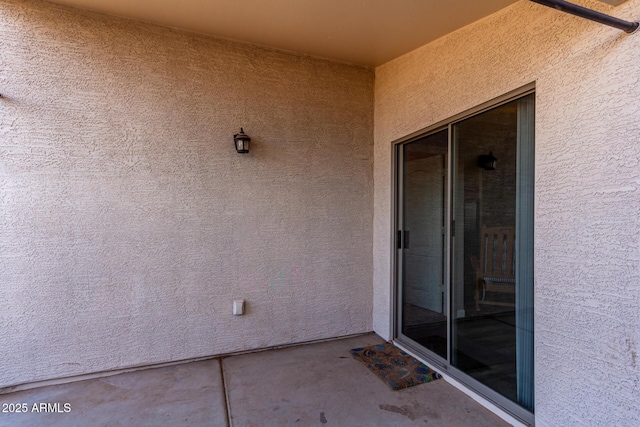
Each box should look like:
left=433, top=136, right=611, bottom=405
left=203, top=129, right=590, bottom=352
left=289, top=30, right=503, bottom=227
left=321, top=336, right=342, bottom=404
left=396, top=89, right=534, bottom=420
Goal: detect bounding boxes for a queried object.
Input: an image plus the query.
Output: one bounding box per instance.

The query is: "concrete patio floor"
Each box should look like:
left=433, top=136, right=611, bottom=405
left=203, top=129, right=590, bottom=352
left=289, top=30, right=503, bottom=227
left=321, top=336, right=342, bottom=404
left=0, top=334, right=509, bottom=426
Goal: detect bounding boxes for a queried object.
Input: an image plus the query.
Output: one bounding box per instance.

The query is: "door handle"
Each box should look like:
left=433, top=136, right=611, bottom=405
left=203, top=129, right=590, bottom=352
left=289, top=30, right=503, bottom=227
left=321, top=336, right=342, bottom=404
left=397, top=230, right=410, bottom=249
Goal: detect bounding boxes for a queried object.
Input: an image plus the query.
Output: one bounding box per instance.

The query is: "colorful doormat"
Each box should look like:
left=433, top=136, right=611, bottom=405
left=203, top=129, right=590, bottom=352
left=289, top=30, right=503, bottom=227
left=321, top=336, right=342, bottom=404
left=350, top=343, right=441, bottom=390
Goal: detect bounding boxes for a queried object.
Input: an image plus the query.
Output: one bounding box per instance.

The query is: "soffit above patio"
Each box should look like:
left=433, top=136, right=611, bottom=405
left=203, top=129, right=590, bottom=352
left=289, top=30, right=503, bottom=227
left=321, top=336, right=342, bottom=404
left=46, top=0, right=521, bottom=67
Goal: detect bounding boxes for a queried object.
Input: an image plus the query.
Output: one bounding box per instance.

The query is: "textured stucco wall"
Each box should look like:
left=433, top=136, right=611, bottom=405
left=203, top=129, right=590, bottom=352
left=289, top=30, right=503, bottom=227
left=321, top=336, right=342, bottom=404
left=0, top=0, right=373, bottom=388
left=374, top=0, right=640, bottom=425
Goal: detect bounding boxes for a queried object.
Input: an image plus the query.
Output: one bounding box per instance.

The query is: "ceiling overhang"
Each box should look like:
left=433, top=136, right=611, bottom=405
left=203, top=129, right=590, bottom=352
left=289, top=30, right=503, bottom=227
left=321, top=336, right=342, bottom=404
left=44, top=0, right=636, bottom=66
left=45, top=0, right=520, bottom=67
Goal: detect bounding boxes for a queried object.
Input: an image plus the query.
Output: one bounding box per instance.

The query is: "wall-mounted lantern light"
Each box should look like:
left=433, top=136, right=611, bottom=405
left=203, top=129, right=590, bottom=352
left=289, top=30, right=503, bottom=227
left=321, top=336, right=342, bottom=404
left=478, top=151, right=497, bottom=171
left=233, top=128, right=251, bottom=154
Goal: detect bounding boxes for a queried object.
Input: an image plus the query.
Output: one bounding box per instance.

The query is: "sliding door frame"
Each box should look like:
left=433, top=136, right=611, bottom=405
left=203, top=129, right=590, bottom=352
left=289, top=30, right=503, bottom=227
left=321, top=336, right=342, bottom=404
left=391, top=83, right=535, bottom=425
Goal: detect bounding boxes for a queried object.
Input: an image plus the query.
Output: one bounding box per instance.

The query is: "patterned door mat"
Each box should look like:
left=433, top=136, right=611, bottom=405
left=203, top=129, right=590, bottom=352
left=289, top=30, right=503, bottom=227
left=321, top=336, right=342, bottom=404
left=350, top=342, right=441, bottom=390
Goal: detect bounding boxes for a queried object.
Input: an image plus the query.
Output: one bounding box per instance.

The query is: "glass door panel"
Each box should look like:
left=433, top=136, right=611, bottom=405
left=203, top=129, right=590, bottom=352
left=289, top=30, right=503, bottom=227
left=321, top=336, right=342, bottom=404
left=400, top=130, right=448, bottom=359
left=450, top=94, right=534, bottom=411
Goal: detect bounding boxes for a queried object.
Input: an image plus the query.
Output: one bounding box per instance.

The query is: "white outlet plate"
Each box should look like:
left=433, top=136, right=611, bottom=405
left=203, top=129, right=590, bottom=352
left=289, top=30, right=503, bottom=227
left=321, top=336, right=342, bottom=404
left=233, top=300, right=245, bottom=316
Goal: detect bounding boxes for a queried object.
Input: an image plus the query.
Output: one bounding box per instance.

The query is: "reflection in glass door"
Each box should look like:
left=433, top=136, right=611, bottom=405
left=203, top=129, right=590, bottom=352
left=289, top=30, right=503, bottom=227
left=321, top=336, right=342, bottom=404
left=396, top=90, right=534, bottom=419
left=451, top=94, right=534, bottom=412
left=399, top=130, right=448, bottom=360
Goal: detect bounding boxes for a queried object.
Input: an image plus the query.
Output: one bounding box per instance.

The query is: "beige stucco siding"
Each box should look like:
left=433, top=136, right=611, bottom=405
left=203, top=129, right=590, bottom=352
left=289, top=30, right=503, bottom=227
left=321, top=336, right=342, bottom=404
left=0, top=0, right=374, bottom=388
left=374, top=0, right=640, bottom=424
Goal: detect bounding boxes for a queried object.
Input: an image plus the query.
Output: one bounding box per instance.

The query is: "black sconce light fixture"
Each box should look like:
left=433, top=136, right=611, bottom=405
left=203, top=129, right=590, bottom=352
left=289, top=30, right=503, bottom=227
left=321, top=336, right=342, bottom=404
left=478, top=151, right=497, bottom=171
left=233, top=128, right=251, bottom=154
